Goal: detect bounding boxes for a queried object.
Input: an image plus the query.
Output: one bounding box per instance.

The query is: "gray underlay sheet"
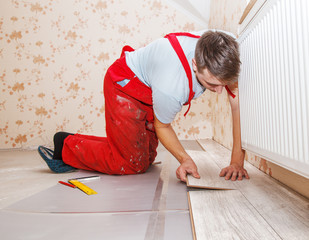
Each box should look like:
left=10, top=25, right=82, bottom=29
left=6, top=148, right=189, bottom=213
left=5, top=165, right=163, bottom=213
left=1, top=142, right=202, bottom=240
left=2, top=160, right=192, bottom=239
left=0, top=210, right=192, bottom=240
left=0, top=211, right=152, bottom=240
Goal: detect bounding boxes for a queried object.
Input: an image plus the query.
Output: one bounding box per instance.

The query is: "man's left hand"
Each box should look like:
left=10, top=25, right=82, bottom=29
left=219, top=163, right=249, bottom=181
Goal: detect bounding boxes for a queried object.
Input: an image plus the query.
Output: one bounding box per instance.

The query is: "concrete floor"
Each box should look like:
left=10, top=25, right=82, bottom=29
left=0, top=141, right=202, bottom=240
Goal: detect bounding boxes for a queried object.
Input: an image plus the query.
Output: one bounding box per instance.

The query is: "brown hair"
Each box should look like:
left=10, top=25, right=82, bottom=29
left=194, top=30, right=241, bottom=83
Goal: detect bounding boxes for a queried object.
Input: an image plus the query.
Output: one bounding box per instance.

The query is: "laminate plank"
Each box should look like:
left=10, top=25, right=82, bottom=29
left=197, top=138, right=232, bottom=166
left=197, top=139, right=309, bottom=239
left=188, top=190, right=281, bottom=240
left=187, top=150, right=235, bottom=189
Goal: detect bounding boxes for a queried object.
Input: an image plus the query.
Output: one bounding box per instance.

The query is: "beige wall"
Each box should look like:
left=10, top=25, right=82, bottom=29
left=0, top=0, right=214, bottom=149
left=208, top=0, right=309, bottom=199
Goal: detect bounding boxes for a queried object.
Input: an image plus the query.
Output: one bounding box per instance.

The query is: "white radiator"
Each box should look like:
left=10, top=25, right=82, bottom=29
left=238, top=0, right=309, bottom=178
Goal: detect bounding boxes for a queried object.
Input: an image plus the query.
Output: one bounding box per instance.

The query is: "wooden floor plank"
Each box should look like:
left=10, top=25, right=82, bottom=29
left=187, top=150, right=235, bottom=190
left=197, top=139, right=309, bottom=239
left=188, top=190, right=281, bottom=240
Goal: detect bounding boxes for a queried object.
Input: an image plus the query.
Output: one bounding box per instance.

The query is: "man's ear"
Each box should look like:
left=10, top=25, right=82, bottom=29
left=192, top=58, right=197, bottom=71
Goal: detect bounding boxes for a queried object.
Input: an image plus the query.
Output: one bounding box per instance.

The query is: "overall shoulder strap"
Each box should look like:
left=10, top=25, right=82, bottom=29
left=167, top=32, right=201, bottom=38
left=164, top=32, right=236, bottom=117
left=164, top=33, right=199, bottom=116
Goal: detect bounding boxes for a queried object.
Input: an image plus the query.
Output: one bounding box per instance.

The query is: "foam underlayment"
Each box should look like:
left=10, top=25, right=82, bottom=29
left=0, top=142, right=201, bottom=240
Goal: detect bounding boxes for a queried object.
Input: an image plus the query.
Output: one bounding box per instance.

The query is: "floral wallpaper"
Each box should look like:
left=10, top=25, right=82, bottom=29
left=0, top=0, right=214, bottom=149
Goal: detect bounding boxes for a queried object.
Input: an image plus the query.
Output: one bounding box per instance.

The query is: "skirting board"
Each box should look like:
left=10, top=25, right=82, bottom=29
left=186, top=150, right=235, bottom=190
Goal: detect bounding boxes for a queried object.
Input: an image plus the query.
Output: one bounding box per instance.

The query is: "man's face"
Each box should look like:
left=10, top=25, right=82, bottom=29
left=192, top=59, right=225, bottom=94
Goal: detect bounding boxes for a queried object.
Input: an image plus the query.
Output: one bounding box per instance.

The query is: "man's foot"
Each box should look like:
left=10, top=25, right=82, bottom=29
left=38, top=146, right=76, bottom=173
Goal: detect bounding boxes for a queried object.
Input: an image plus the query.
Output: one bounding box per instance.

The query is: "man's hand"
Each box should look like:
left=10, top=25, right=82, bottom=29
left=176, top=159, right=200, bottom=182
left=219, top=163, right=249, bottom=181
left=153, top=115, right=200, bottom=183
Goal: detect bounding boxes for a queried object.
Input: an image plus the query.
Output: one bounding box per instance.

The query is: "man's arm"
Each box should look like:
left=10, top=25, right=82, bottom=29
left=154, top=114, right=200, bottom=182
left=219, top=87, right=249, bottom=181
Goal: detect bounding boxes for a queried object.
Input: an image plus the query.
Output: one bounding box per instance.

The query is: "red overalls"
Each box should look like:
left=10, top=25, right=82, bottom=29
left=62, top=33, right=235, bottom=175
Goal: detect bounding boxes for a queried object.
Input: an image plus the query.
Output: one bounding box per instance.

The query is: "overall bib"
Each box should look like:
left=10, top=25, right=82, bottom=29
left=61, top=33, right=234, bottom=175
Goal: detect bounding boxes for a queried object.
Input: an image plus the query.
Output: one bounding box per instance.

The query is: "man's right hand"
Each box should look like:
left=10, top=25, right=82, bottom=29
left=176, top=159, right=200, bottom=182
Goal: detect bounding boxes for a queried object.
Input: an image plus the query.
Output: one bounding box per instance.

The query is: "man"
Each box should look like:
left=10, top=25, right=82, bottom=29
left=38, top=29, right=249, bottom=182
